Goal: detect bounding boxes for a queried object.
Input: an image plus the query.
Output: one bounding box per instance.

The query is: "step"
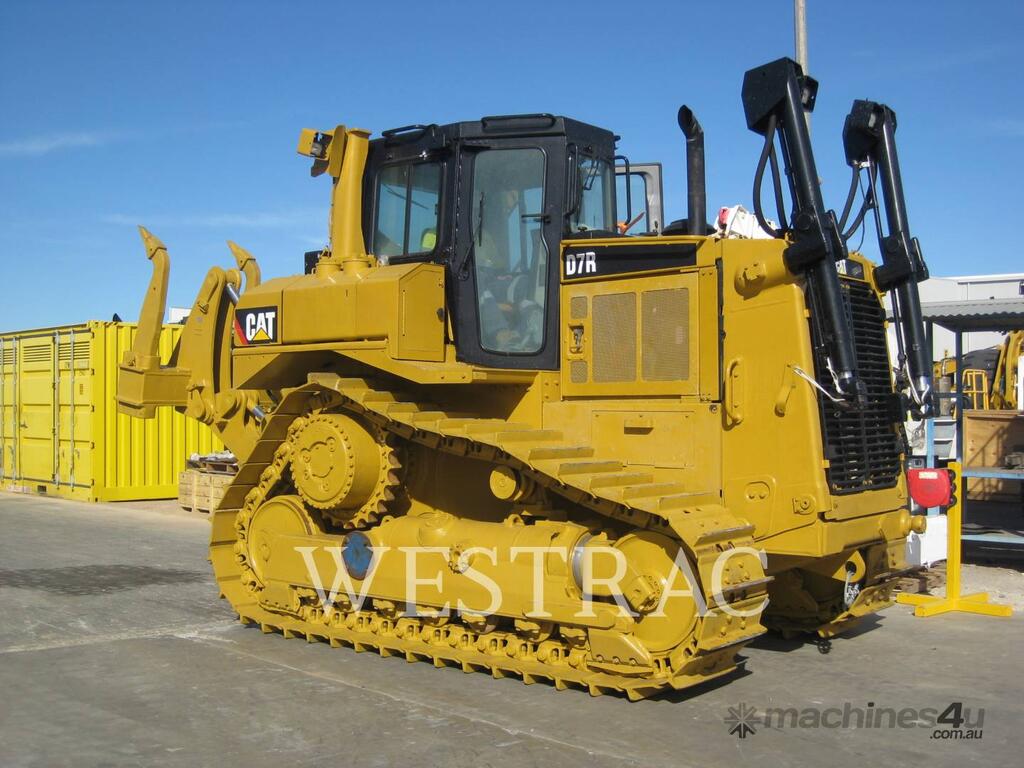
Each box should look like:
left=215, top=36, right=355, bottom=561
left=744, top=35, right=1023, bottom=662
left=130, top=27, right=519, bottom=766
left=557, top=460, right=624, bottom=476
left=463, top=421, right=530, bottom=436
left=526, top=445, right=595, bottom=461
left=321, top=376, right=372, bottom=392
left=618, top=482, right=689, bottom=500
left=382, top=402, right=420, bottom=416
left=658, top=492, right=704, bottom=511
left=436, top=418, right=480, bottom=432
left=439, top=418, right=514, bottom=433
left=360, top=390, right=404, bottom=404
left=495, top=429, right=562, bottom=444
left=409, top=410, right=451, bottom=425
left=587, top=471, right=655, bottom=490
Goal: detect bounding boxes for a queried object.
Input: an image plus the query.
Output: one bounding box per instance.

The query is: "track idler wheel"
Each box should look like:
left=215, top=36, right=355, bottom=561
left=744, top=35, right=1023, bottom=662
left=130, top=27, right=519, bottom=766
left=244, top=494, right=320, bottom=586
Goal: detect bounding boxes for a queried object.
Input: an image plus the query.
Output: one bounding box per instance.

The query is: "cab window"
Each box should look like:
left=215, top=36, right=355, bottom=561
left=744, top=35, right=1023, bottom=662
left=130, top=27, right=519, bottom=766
left=569, top=155, right=615, bottom=233
left=373, top=162, right=442, bottom=258
left=471, top=148, right=548, bottom=354
left=615, top=171, right=649, bottom=230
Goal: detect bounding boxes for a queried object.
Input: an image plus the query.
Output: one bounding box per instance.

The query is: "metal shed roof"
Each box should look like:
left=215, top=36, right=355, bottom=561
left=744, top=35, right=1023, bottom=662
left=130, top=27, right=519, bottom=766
left=919, top=298, right=1024, bottom=333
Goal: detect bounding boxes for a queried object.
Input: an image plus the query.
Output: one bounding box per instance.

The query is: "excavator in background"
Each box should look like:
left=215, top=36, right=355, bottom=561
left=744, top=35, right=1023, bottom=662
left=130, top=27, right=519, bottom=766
left=933, top=331, right=1022, bottom=412
left=116, top=58, right=932, bottom=700
left=839, top=99, right=933, bottom=418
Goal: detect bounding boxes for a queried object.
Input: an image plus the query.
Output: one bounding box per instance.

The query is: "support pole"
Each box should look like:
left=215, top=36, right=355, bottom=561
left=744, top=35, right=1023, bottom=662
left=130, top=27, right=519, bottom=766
left=897, top=461, right=1013, bottom=617
left=794, top=0, right=808, bottom=70
left=794, top=0, right=810, bottom=132
left=955, top=329, right=964, bottom=463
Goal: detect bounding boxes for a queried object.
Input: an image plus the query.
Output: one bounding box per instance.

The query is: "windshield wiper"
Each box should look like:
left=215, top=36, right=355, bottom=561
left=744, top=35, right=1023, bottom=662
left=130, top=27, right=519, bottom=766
left=476, top=191, right=485, bottom=246
left=582, top=158, right=600, bottom=191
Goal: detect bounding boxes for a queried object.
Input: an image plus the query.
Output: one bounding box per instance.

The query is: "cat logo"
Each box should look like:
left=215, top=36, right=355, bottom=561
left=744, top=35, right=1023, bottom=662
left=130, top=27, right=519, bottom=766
left=235, top=307, right=278, bottom=345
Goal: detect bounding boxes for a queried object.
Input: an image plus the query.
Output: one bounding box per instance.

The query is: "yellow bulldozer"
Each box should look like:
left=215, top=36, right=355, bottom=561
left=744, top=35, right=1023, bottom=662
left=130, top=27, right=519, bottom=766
left=117, top=59, right=932, bottom=700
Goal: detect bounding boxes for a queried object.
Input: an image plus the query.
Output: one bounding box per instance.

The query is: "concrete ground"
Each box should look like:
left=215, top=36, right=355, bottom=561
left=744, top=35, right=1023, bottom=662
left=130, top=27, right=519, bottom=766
left=0, top=492, right=1021, bottom=768
left=956, top=563, right=1024, bottom=609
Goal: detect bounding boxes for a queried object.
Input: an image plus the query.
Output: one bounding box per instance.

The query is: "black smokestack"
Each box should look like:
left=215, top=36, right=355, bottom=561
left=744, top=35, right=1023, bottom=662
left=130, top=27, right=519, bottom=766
left=678, top=105, right=706, bottom=236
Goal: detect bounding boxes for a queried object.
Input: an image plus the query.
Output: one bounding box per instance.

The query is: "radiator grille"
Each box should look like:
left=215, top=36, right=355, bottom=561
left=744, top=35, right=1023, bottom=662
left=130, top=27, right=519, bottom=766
left=570, top=296, right=588, bottom=320
left=570, top=361, right=588, bottom=383
left=811, top=278, right=902, bottom=495
left=641, top=288, right=689, bottom=381
left=593, top=293, right=636, bottom=382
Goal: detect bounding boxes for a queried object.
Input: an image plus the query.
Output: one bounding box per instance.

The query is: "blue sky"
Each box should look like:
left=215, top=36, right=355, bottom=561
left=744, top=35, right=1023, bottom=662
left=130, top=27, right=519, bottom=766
left=1, top=0, right=1021, bottom=330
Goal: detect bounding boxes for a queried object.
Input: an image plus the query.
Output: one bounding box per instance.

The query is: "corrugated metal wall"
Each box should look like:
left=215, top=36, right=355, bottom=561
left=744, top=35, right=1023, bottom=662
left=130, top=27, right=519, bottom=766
left=0, top=321, right=222, bottom=502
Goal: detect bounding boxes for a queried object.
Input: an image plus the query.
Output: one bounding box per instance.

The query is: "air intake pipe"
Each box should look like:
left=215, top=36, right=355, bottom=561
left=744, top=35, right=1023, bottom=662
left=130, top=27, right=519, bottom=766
left=678, top=105, right=706, bottom=236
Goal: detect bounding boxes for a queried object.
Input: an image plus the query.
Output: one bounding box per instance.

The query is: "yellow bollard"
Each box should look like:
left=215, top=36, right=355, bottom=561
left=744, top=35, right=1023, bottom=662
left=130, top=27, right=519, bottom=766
left=898, top=461, right=1013, bottom=618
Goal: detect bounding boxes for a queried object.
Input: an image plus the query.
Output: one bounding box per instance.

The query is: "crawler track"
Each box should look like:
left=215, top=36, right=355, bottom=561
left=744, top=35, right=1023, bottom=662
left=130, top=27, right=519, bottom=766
left=211, top=375, right=771, bottom=699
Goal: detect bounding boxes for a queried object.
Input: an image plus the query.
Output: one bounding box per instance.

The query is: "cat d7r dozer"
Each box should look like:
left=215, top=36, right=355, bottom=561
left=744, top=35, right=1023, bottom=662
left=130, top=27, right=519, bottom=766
left=118, top=58, right=932, bottom=700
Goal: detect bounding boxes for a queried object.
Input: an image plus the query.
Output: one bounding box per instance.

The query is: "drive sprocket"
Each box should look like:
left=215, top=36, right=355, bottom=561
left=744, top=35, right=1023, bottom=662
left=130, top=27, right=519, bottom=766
left=287, top=411, right=401, bottom=529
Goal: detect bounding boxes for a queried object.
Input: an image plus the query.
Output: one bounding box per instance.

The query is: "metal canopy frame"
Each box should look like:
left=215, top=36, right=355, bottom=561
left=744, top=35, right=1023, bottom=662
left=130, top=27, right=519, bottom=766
left=920, top=298, right=1024, bottom=544
left=920, top=298, right=1024, bottom=335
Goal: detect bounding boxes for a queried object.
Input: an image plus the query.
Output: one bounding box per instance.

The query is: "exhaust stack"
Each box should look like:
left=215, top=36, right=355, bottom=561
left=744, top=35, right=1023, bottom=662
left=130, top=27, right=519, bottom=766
left=677, top=106, right=706, bottom=236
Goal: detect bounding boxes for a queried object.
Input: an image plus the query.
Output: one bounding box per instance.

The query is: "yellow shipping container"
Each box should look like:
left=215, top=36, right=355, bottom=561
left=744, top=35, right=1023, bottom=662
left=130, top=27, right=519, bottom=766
left=0, top=321, right=222, bottom=502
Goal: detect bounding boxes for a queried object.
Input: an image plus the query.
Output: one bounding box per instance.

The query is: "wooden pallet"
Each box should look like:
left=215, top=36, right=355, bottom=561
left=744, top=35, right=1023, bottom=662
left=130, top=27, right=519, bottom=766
left=895, top=566, right=946, bottom=595
left=179, top=469, right=233, bottom=513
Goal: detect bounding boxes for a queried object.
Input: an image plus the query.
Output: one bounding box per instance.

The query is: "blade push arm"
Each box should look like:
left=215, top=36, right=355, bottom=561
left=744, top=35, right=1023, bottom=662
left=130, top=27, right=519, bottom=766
left=742, top=58, right=865, bottom=404
left=842, top=100, right=932, bottom=415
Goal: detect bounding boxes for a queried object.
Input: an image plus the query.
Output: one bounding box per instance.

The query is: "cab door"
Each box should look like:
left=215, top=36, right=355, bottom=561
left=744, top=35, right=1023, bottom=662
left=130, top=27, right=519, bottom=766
left=451, top=138, right=565, bottom=370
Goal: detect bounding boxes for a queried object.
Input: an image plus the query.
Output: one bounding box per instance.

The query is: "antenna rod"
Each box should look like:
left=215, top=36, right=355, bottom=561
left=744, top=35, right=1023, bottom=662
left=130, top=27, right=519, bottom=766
left=794, top=0, right=811, bottom=132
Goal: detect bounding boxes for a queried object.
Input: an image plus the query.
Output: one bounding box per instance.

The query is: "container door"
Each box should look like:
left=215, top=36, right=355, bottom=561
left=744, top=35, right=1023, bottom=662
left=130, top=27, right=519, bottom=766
left=18, top=334, right=56, bottom=490
left=56, top=327, right=91, bottom=490
left=0, top=338, right=13, bottom=481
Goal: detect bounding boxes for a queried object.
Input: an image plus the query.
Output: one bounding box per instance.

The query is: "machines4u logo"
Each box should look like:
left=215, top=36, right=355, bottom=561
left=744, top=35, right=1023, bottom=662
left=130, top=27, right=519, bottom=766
left=723, top=700, right=986, bottom=740
left=235, top=307, right=278, bottom=345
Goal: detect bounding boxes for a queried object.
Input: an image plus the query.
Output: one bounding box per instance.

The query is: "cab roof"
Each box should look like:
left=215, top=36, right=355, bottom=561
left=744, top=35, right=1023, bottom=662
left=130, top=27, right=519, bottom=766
left=373, top=114, right=615, bottom=151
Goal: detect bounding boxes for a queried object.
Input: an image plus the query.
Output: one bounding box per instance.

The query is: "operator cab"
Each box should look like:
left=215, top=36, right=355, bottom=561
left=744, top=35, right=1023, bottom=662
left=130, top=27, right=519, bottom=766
left=361, top=115, right=618, bottom=370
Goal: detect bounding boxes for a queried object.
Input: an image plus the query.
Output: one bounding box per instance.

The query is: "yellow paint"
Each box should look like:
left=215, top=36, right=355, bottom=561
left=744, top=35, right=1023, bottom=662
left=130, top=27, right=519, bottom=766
left=933, top=330, right=1022, bottom=411
left=897, top=462, right=1013, bottom=618
left=0, top=321, right=222, bottom=502
left=112, top=120, right=927, bottom=697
